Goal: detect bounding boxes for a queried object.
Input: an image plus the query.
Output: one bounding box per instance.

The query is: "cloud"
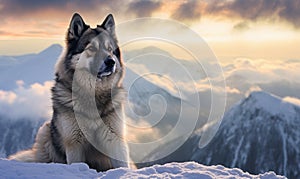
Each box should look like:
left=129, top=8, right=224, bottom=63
left=0, top=30, right=57, bottom=38
left=0, top=30, right=24, bottom=37
left=171, top=0, right=202, bottom=23
left=167, top=0, right=300, bottom=28
left=126, top=46, right=300, bottom=113
left=0, top=90, right=17, bottom=104
left=226, top=86, right=241, bottom=94
left=206, top=0, right=300, bottom=28
left=224, top=58, right=300, bottom=84
left=0, top=81, right=53, bottom=120
left=207, top=0, right=280, bottom=20
left=1, top=0, right=97, bottom=14
left=233, top=21, right=250, bottom=32
left=2, top=0, right=63, bottom=10
left=126, top=117, right=162, bottom=143
left=0, top=0, right=299, bottom=41
left=127, top=0, right=162, bottom=17
left=0, top=0, right=126, bottom=21
left=0, top=0, right=129, bottom=38
left=283, top=96, right=300, bottom=107
left=246, top=86, right=262, bottom=97
left=0, top=0, right=299, bottom=31
left=279, top=0, right=300, bottom=27
left=223, top=58, right=300, bottom=100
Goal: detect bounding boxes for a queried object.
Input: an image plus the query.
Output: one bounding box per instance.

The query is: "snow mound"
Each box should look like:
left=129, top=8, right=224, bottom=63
left=0, top=159, right=285, bottom=179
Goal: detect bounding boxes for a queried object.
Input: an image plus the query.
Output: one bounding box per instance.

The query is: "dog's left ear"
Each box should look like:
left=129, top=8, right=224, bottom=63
left=68, top=13, right=89, bottom=40
left=100, top=14, right=116, bottom=39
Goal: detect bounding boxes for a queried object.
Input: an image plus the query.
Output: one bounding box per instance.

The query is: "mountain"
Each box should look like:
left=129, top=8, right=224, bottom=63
left=1, top=45, right=294, bottom=177
left=0, top=45, right=198, bottom=161
left=0, top=44, right=62, bottom=90
left=0, top=160, right=285, bottom=179
left=0, top=45, right=62, bottom=157
left=141, top=91, right=300, bottom=179
left=0, top=116, right=45, bottom=158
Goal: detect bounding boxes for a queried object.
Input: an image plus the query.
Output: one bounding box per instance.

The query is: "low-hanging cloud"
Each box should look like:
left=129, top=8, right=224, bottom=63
left=127, top=51, right=300, bottom=110
left=283, top=96, right=300, bottom=107
left=0, top=80, right=53, bottom=120
left=223, top=58, right=300, bottom=100
left=224, top=58, right=300, bottom=84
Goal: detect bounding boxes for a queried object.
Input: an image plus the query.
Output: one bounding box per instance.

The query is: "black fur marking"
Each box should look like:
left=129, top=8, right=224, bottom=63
left=54, top=73, right=70, bottom=89
left=114, top=47, right=121, bottom=63
left=50, top=110, right=67, bottom=162
left=100, top=106, right=115, bottom=119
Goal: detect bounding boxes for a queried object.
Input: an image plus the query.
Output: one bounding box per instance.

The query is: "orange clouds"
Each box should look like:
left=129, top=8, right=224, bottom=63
left=0, top=0, right=299, bottom=40
left=0, top=0, right=299, bottom=58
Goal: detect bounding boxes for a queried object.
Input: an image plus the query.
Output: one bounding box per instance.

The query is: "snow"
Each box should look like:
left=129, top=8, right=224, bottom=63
left=248, top=91, right=282, bottom=113
left=278, top=126, right=287, bottom=176
left=247, top=91, right=300, bottom=118
left=231, top=136, right=244, bottom=168
left=0, top=159, right=285, bottom=179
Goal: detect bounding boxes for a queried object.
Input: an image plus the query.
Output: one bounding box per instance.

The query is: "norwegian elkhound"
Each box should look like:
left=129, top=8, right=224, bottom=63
left=9, top=13, right=133, bottom=171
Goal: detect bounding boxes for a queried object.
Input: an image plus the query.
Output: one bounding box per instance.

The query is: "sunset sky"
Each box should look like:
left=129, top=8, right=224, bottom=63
left=0, top=0, right=299, bottom=60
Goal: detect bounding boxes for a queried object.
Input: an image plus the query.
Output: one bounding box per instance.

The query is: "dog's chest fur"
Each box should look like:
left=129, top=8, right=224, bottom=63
left=51, top=79, right=126, bottom=159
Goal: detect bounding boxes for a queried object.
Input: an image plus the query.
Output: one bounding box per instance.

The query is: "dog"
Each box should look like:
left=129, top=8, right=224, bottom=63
left=9, top=13, right=133, bottom=171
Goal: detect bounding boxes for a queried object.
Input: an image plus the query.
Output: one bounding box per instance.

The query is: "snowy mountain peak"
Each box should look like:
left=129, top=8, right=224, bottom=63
left=241, top=91, right=300, bottom=118
left=0, top=44, right=62, bottom=90
left=189, top=91, right=300, bottom=178
left=247, top=91, right=281, bottom=104
left=144, top=91, right=300, bottom=178
left=38, top=44, right=63, bottom=56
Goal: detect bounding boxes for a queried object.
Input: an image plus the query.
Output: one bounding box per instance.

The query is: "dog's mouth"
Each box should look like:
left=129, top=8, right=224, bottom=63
left=97, top=58, right=116, bottom=78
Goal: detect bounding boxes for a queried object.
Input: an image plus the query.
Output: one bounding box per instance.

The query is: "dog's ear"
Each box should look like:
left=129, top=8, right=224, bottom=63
left=68, top=13, right=88, bottom=40
left=100, top=14, right=116, bottom=39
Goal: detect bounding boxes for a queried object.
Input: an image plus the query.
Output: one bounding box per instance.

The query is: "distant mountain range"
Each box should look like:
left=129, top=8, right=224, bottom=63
left=0, top=44, right=197, bottom=160
left=141, top=91, right=300, bottom=179
left=1, top=45, right=299, bottom=178
left=0, top=44, right=62, bottom=90
left=0, top=116, right=44, bottom=158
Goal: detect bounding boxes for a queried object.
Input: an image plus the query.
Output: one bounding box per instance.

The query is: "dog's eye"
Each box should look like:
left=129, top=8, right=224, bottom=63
left=87, top=46, right=97, bottom=52
left=108, top=47, right=112, bottom=52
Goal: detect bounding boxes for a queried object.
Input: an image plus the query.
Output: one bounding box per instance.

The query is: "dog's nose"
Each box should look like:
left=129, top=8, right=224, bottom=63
left=104, top=58, right=115, bottom=67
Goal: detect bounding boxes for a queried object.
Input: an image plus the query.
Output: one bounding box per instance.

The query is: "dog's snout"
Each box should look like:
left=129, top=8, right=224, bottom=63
left=104, top=58, right=115, bottom=67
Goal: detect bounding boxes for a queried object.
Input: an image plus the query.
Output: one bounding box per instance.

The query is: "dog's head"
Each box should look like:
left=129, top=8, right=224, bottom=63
left=56, top=13, right=123, bottom=90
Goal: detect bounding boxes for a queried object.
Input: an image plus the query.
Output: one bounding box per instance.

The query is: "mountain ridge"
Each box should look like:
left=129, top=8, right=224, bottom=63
left=141, top=90, right=300, bottom=179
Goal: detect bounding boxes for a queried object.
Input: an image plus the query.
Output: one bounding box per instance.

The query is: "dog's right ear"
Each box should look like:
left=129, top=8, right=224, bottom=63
left=68, top=13, right=88, bottom=40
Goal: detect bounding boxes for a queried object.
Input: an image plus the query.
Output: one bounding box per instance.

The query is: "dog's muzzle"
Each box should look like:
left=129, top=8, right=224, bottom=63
left=97, top=57, right=116, bottom=78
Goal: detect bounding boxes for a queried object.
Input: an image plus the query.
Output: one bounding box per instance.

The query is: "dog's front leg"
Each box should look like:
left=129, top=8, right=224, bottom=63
left=65, top=144, right=85, bottom=164
left=109, top=141, right=130, bottom=168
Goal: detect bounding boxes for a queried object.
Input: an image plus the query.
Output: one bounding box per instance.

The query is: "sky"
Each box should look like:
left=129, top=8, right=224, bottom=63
left=0, top=0, right=299, bottom=60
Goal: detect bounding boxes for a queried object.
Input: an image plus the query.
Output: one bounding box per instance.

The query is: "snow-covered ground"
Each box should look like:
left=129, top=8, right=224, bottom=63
left=0, top=159, right=285, bottom=179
